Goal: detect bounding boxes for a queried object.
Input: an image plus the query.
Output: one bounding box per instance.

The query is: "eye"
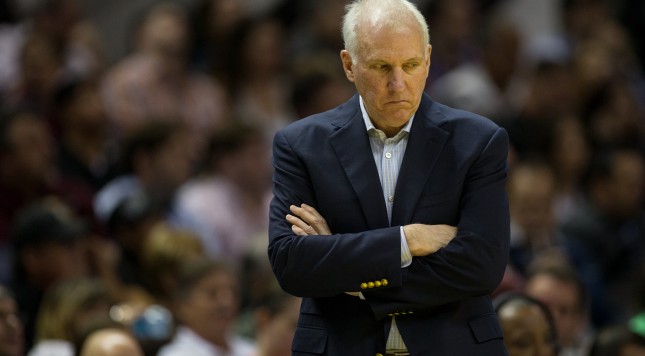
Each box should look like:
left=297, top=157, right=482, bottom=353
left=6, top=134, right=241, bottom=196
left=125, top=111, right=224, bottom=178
left=403, top=62, right=420, bottom=71
left=371, top=63, right=389, bottom=71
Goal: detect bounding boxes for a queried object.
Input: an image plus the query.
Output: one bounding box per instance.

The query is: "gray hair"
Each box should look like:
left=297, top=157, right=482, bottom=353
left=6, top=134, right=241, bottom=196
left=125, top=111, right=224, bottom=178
left=342, top=0, right=430, bottom=61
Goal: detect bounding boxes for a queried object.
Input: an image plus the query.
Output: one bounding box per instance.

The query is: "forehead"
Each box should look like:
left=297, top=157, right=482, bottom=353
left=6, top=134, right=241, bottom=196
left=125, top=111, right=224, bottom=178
left=356, top=21, right=426, bottom=61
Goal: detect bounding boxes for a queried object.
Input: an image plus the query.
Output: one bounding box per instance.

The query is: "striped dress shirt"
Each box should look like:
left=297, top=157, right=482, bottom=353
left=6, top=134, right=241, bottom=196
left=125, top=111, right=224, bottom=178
left=360, top=97, right=413, bottom=351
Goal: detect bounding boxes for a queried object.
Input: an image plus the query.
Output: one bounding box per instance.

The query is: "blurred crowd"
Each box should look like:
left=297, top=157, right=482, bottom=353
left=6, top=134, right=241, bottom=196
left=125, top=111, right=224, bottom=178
left=0, top=0, right=643, bottom=355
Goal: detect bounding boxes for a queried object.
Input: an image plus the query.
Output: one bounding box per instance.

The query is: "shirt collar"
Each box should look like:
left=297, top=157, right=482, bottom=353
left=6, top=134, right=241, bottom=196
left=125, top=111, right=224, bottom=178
left=359, top=95, right=415, bottom=135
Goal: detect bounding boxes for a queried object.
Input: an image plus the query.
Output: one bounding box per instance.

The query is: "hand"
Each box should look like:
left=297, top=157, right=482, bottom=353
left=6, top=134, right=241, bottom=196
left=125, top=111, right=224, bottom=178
left=286, top=204, right=332, bottom=235
left=403, top=224, right=457, bottom=256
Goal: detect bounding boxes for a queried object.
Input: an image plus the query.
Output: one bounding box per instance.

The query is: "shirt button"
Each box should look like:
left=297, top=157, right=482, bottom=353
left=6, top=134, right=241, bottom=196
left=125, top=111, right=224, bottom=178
left=385, top=152, right=392, bottom=159
left=388, top=196, right=394, bottom=202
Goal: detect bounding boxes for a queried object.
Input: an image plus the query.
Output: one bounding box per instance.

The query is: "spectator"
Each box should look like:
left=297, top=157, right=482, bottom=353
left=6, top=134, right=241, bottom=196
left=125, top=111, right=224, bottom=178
left=546, top=116, right=590, bottom=224
left=289, top=50, right=354, bottom=119
left=503, top=60, right=577, bottom=159
left=96, top=191, right=165, bottom=301
left=53, top=78, right=119, bottom=192
left=228, top=17, right=295, bottom=138
left=9, top=198, right=91, bottom=350
left=0, top=0, right=102, bottom=97
left=421, top=0, right=479, bottom=84
left=428, top=15, right=522, bottom=122
left=287, top=0, right=346, bottom=62
left=191, top=0, right=247, bottom=88
left=175, top=122, right=271, bottom=267
left=2, top=34, right=65, bottom=115
left=0, top=284, right=23, bottom=356
left=525, top=256, right=594, bottom=356
left=158, top=257, right=255, bottom=356
left=507, top=159, right=559, bottom=275
left=140, top=222, right=206, bottom=308
left=560, top=148, right=645, bottom=327
left=0, top=108, right=95, bottom=283
left=93, top=121, right=194, bottom=227
left=494, top=292, right=559, bottom=356
left=101, top=1, right=229, bottom=151
left=78, top=327, right=144, bottom=356
left=28, top=277, right=114, bottom=356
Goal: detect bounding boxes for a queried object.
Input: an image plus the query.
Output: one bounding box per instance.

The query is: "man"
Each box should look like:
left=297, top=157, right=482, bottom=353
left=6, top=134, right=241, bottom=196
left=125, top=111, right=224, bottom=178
left=525, top=260, right=594, bottom=356
left=9, top=198, right=90, bottom=350
left=268, top=0, right=510, bottom=355
left=79, top=328, right=144, bottom=356
left=559, top=148, right=644, bottom=327
left=157, top=257, right=256, bottom=356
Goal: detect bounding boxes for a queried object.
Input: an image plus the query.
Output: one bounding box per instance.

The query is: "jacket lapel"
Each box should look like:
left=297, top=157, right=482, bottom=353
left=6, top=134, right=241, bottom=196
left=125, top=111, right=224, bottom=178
left=330, top=97, right=390, bottom=230
left=391, top=97, right=449, bottom=226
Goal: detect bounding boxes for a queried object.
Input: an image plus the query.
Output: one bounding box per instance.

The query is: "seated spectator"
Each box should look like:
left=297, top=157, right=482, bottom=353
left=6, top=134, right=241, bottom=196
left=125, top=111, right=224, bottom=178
left=78, top=327, right=144, bottom=356
left=0, top=108, right=93, bottom=284
left=28, top=277, right=114, bottom=356
left=507, top=159, right=559, bottom=275
left=101, top=1, right=229, bottom=152
left=524, top=254, right=594, bottom=356
left=175, top=122, right=271, bottom=267
left=140, top=222, right=206, bottom=308
left=0, top=284, right=23, bottom=356
left=559, top=148, right=645, bottom=327
left=93, top=121, right=194, bottom=227
left=53, top=78, right=119, bottom=192
left=9, top=198, right=91, bottom=350
left=91, top=192, right=161, bottom=305
left=588, top=325, right=645, bottom=356
left=494, top=292, right=559, bottom=356
left=157, top=257, right=255, bottom=356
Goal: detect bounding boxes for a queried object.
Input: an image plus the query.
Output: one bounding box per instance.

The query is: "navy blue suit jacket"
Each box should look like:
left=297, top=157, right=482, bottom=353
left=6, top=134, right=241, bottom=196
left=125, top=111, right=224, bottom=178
left=269, top=93, right=510, bottom=355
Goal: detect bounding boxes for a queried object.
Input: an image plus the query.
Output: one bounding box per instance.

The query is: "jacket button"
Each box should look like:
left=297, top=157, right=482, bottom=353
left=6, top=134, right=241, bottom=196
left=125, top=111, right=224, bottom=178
left=367, top=282, right=375, bottom=288
left=381, top=279, right=389, bottom=286
left=360, top=283, right=368, bottom=290
left=374, top=280, right=382, bottom=287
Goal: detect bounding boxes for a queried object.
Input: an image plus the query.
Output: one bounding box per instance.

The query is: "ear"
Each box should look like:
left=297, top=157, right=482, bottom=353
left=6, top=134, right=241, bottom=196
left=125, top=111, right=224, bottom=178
left=425, top=44, right=432, bottom=72
left=340, top=50, right=356, bottom=82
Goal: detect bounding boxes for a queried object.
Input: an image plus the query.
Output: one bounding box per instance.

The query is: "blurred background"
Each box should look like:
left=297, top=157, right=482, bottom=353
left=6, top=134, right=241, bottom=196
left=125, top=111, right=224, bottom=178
left=0, top=0, right=643, bottom=355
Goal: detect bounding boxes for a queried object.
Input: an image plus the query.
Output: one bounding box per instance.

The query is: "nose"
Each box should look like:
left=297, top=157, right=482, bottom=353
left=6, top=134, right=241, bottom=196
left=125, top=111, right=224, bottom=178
left=388, top=67, right=405, bottom=92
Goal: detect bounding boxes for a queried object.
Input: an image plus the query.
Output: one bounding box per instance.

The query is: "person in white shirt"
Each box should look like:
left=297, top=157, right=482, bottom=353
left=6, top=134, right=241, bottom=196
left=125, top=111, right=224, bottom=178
left=158, top=257, right=256, bottom=356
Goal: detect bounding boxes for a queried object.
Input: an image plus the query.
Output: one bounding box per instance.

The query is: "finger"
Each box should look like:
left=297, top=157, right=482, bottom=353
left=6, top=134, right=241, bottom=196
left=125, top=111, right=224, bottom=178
left=300, top=204, right=330, bottom=233
left=302, top=203, right=325, bottom=221
left=291, top=224, right=308, bottom=236
left=290, top=204, right=316, bottom=224
left=287, top=214, right=313, bottom=235
left=290, top=204, right=331, bottom=235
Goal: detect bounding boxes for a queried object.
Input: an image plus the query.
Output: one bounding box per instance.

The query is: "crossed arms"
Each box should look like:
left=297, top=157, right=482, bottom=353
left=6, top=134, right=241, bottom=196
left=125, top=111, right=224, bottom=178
left=268, top=125, right=510, bottom=317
